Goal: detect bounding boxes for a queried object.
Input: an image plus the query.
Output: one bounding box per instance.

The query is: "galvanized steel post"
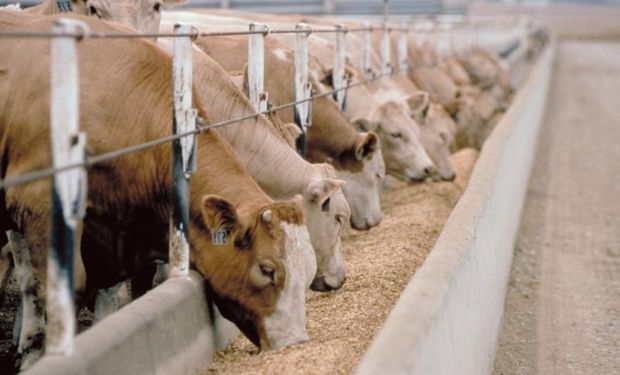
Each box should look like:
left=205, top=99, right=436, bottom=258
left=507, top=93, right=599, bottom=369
left=397, top=23, right=409, bottom=74
left=332, top=24, right=347, bottom=111
left=294, top=23, right=312, bottom=157
left=380, top=24, right=392, bottom=75
left=380, top=0, right=391, bottom=75
left=47, top=18, right=88, bottom=355
left=169, top=23, right=196, bottom=279
left=247, top=23, right=269, bottom=113
left=362, top=22, right=373, bottom=79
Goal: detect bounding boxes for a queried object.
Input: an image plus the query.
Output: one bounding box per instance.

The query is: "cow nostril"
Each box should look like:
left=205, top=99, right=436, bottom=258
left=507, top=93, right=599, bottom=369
left=446, top=172, right=456, bottom=181
left=424, top=167, right=433, bottom=176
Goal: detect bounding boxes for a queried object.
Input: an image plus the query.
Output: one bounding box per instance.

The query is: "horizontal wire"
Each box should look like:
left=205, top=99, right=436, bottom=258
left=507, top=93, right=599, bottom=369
left=0, top=68, right=405, bottom=189
left=0, top=26, right=391, bottom=39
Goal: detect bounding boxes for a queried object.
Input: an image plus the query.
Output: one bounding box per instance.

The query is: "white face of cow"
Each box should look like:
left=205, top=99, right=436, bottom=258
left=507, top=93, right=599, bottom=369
left=419, top=104, right=457, bottom=181
left=78, top=0, right=185, bottom=34
left=262, top=222, right=316, bottom=349
left=356, top=101, right=435, bottom=182
left=301, top=173, right=350, bottom=291
left=336, top=142, right=385, bottom=231
left=409, top=93, right=457, bottom=181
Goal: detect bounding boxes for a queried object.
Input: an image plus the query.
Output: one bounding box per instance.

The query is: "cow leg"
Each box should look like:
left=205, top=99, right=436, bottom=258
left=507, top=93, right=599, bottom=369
left=93, top=280, right=131, bottom=322
left=9, top=230, right=45, bottom=370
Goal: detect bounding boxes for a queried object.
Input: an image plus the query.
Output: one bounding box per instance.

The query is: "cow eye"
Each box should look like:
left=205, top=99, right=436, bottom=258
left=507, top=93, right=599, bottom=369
left=391, top=132, right=402, bottom=138
left=153, top=2, right=161, bottom=12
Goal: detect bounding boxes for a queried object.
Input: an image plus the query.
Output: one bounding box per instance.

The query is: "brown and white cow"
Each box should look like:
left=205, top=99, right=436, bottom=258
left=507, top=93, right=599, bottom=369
left=0, top=13, right=315, bottom=368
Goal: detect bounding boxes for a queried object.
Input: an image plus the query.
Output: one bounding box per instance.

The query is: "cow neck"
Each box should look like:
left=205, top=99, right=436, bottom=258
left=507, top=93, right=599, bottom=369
left=306, top=96, right=359, bottom=159
left=190, top=52, right=317, bottom=200
left=188, top=130, right=273, bottom=222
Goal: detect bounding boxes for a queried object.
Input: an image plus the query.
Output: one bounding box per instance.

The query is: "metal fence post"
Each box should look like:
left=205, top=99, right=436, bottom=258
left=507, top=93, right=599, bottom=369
left=169, top=23, right=196, bottom=279
left=397, top=23, right=409, bottom=74
left=362, top=22, right=373, bottom=79
left=294, top=23, right=312, bottom=157
left=247, top=23, right=269, bottom=113
left=332, top=24, right=347, bottom=111
left=47, top=18, right=88, bottom=355
left=380, top=24, right=392, bottom=75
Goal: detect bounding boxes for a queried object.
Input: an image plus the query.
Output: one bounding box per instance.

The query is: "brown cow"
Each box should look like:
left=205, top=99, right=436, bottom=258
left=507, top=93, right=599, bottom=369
left=0, top=14, right=315, bottom=368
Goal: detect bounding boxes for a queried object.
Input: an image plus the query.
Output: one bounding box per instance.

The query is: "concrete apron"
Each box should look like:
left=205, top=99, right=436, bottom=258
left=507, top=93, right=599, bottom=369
left=356, top=45, right=555, bottom=375
left=23, top=272, right=239, bottom=375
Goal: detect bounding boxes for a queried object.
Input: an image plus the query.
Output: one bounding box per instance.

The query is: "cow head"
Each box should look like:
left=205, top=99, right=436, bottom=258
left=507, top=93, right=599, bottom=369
left=68, top=0, right=186, bottom=34
left=355, top=100, right=434, bottom=183
left=326, top=132, right=385, bottom=231
left=191, top=195, right=316, bottom=349
left=410, top=93, right=457, bottom=181
left=301, top=170, right=350, bottom=291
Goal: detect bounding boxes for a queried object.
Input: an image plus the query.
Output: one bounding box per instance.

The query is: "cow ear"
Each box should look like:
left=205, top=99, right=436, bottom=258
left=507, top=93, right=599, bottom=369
left=305, top=178, right=345, bottom=206
left=322, top=66, right=355, bottom=87
left=201, top=195, right=240, bottom=245
left=355, top=132, right=379, bottom=161
left=407, top=91, right=430, bottom=119
left=320, top=68, right=335, bottom=87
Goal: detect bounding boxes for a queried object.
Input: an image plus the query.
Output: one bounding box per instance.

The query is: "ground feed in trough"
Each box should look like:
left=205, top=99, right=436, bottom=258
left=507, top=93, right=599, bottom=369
left=205, top=148, right=479, bottom=375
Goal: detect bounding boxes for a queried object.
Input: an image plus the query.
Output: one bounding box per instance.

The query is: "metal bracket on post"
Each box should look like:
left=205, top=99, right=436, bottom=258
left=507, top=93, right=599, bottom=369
left=397, top=23, right=409, bottom=74
left=362, top=22, right=373, bottom=79
left=294, top=23, right=312, bottom=157
left=47, top=18, right=89, bottom=356
left=247, top=23, right=269, bottom=113
left=169, top=23, right=196, bottom=279
left=380, top=24, right=392, bottom=76
left=332, top=24, right=347, bottom=112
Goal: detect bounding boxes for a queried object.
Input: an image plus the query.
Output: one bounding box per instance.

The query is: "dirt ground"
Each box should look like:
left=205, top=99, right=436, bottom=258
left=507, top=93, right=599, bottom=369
left=205, top=149, right=479, bottom=375
left=492, top=41, right=620, bottom=375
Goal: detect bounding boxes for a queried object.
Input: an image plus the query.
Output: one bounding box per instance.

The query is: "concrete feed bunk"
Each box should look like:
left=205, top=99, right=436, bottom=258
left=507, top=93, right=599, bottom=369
left=358, top=45, right=554, bottom=375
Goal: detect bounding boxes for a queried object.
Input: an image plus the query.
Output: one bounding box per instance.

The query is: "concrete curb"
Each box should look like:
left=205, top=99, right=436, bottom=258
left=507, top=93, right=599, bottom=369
left=24, top=272, right=239, bottom=375
left=356, top=45, right=555, bottom=375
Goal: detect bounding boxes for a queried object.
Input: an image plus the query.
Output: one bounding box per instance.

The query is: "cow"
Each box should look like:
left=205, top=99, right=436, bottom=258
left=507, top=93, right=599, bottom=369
left=0, top=13, right=315, bottom=368
left=25, top=0, right=185, bottom=34
left=156, top=38, right=351, bottom=291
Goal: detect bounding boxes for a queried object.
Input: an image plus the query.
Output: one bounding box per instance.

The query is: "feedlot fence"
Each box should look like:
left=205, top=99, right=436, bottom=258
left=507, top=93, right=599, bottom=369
left=0, top=11, right=525, bottom=363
